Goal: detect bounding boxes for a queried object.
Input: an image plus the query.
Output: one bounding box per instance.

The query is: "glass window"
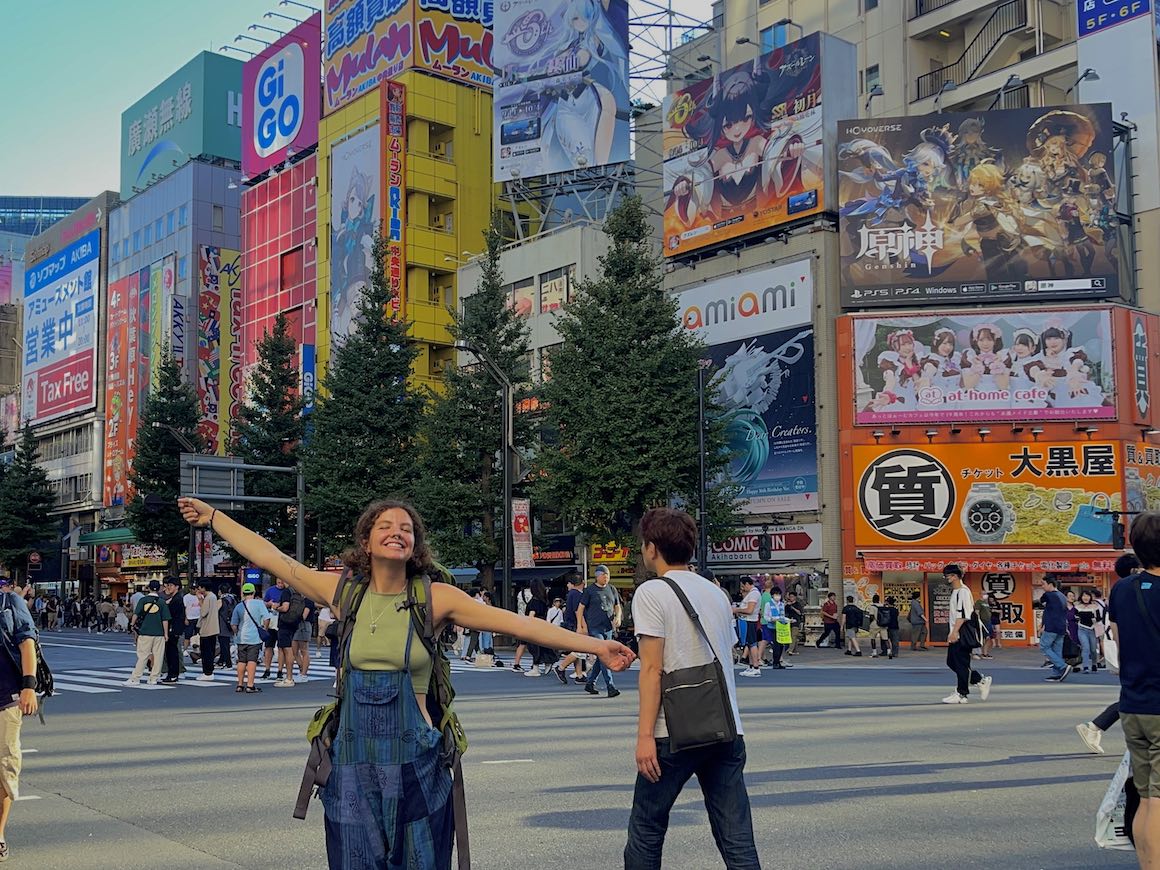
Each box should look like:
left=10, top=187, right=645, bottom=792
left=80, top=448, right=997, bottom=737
left=132, top=231, right=141, bottom=253
left=111, top=241, right=119, bottom=262
left=864, top=0, right=878, bottom=10
left=144, top=225, right=152, bottom=247
left=760, top=23, right=788, bottom=52
left=177, top=256, right=188, bottom=279
left=179, top=204, right=189, bottom=227
left=864, top=64, right=880, bottom=94
left=154, top=218, right=163, bottom=240
left=212, top=205, right=224, bottom=231
left=281, top=247, right=304, bottom=290
left=167, top=211, right=175, bottom=235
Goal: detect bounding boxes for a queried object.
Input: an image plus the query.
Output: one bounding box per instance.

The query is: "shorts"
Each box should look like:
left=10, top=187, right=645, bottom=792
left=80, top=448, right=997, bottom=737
left=277, top=624, right=296, bottom=649
left=0, top=706, right=22, bottom=801
left=237, top=643, right=262, bottom=664
left=761, top=624, right=776, bottom=644
left=263, top=629, right=277, bottom=649
left=293, top=621, right=312, bottom=643
left=741, top=621, right=759, bottom=647
left=1122, top=712, right=1160, bottom=798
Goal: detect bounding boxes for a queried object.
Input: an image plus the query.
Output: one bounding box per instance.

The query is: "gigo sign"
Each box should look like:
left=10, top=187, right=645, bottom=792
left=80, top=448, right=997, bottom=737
left=243, top=13, right=321, bottom=177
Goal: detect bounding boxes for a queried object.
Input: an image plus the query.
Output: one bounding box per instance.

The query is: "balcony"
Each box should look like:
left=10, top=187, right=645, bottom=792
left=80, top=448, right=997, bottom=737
left=915, top=0, right=1028, bottom=100
left=909, top=42, right=1076, bottom=114
left=910, top=0, right=1004, bottom=28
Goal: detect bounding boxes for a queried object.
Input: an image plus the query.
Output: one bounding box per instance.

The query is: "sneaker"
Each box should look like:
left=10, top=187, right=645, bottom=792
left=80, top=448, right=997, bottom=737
left=147, top=680, right=159, bottom=686
left=0, top=839, right=8, bottom=862
left=261, top=670, right=271, bottom=680
left=584, top=683, right=599, bottom=695
left=607, top=688, right=621, bottom=699
left=978, top=675, right=992, bottom=702
left=941, top=693, right=968, bottom=704
left=552, top=667, right=568, bottom=685
left=572, top=674, right=586, bottom=684
left=245, top=686, right=263, bottom=694
left=512, top=664, right=525, bottom=672
left=1057, top=664, right=1073, bottom=682
left=523, top=668, right=541, bottom=677
left=844, top=650, right=853, bottom=656
left=195, top=674, right=215, bottom=682
left=1076, top=722, right=1105, bottom=754
left=122, top=679, right=139, bottom=687
left=160, top=677, right=179, bottom=684
left=276, top=678, right=295, bottom=688
left=739, top=667, right=761, bottom=677
left=275, top=671, right=285, bottom=680
left=853, top=651, right=863, bottom=657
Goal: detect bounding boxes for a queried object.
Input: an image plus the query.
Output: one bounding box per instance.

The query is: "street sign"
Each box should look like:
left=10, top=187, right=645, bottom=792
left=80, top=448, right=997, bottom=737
left=28, top=551, right=42, bottom=572
left=179, top=453, right=247, bottom=510
left=709, top=524, right=822, bottom=564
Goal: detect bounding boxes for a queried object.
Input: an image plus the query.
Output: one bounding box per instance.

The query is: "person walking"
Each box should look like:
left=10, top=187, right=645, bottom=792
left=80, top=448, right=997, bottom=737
left=291, top=596, right=314, bottom=682
left=841, top=596, right=864, bottom=656
left=216, top=584, right=237, bottom=669
left=878, top=596, right=901, bottom=659
left=261, top=579, right=285, bottom=679
left=578, top=566, right=623, bottom=698
left=195, top=581, right=221, bottom=683
left=866, top=594, right=886, bottom=658
left=317, top=604, right=335, bottom=654
left=230, top=583, right=273, bottom=693
left=182, top=585, right=200, bottom=652
left=816, top=591, right=840, bottom=649
left=160, top=578, right=186, bottom=684
left=1107, top=512, right=1160, bottom=868
left=942, top=565, right=992, bottom=704
left=908, top=591, right=928, bottom=650
left=178, top=495, right=634, bottom=869
left=984, top=593, right=1002, bottom=655
left=732, top=577, right=762, bottom=677
left=124, top=580, right=170, bottom=687
left=0, top=579, right=39, bottom=863
left=785, top=591, right=804, bottom=655
left=98, top=597, right=114, bottom=632
left=522, top=579, right=558, bottom=678
left=1075, top=590, right=1102, bottom=674
left=554, top=575, right=589, bottom=684
left=1039, top=577, right=1073, bottom=683
left=626, top=507, right=759, bottom=870
left=511, top=583, right=534, bottom=672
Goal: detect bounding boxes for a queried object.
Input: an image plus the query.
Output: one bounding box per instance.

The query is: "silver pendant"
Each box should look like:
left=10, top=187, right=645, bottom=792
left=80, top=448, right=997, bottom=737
left=370, top=623, right=377, bottom=634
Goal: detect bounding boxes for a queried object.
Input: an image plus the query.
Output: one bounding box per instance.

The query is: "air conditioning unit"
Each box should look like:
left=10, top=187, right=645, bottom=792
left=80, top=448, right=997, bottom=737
left=431, top=142, right=447, bottom=157
left=432, top=359, right=445, bottom=373
left=432, top=214, right=445, bottom=229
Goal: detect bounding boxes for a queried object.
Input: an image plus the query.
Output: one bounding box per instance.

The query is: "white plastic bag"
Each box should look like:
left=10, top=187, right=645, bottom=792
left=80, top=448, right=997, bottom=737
left=1095, top=751, right=1135, bottom=851
left=1103, top=636, right=1119, bottom=672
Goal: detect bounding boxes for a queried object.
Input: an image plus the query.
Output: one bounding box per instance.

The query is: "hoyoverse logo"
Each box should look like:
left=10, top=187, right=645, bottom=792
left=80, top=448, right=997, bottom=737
left=254, top=42, right=305, bottom=157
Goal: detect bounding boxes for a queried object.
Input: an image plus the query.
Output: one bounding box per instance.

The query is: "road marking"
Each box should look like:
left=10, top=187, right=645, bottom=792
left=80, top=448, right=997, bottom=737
left=15, top=795, right=40, bottom=801
left=19, top=749, right=37, bottom=754
left=39, top=640, right=137, bottom=655
left=63, top=670, right=171, bottom=689
left=480, top=759, right=535, bottom=765
left=50, top=680, right=120, bottom=694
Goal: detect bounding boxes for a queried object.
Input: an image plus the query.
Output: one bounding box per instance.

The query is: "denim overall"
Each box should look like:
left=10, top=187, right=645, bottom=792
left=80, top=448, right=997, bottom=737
left=322, top=612, right=454, bottom=869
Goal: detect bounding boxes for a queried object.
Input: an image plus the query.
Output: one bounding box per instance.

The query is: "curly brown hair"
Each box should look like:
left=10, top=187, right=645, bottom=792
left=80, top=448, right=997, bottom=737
left=342, top=499, right=435, bottom=579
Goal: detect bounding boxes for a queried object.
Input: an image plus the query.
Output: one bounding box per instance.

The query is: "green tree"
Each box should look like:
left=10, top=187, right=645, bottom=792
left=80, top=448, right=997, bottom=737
left=232, top=313, right=306, bottom=557
left=414, top=215, right=532, bottom=588
left=534, top=196, right=740, bottom=570
left=127, top=348, right=205, bottom=560
left=0, top=424, right=57, bottom=581
left=304, top=231, right=424, bottom=559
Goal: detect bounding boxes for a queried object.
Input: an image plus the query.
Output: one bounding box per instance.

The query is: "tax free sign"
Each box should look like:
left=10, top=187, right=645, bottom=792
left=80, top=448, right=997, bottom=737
left=22, top=230, right=100, bottom=425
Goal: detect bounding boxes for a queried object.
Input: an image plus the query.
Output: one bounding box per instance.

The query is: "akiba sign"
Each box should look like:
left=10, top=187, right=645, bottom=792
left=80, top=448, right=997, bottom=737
left=243, top=13, right=321, bottom=176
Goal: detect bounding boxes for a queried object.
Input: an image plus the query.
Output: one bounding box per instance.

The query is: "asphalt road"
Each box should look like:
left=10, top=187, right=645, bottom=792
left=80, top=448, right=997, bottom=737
left=11, top=630, right=1137, bottom=869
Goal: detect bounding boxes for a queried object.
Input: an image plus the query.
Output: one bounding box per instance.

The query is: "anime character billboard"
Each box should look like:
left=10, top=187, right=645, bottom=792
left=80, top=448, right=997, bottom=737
left=330, top=125, right=381, bottom=340
left=837, top=105, right=1121, bottom=307
left=661, top=34, right=825, bottom=258
left=493, top=0, right=630, bottom=181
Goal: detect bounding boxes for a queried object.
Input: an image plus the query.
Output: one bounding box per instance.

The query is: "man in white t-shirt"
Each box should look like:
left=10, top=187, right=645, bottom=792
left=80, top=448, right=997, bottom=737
left=512, top=584, right=534, bottom=672
left=182, top=589, right=201, bottom=647
left=732, top=577, right=762, bottom=677
left=626, top=507, right=758, bottom=869
left=943, top=564, right=992, bottom=705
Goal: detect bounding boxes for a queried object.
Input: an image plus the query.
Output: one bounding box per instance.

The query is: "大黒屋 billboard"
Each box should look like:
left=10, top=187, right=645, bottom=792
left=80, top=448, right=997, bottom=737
left=662, top=34, right=825, bottom=258
left=330, top=125, right=381, bottom=339
left=678, top=260, right=817, bottom=512
left=22, top=230, right=100, bottom=426
left=852, top=307, right=1115, bottom=425
left=493, top=0, right=630, bottom=181
left=837, top=104, right=1120, bottom=307
left=243, top=12, right=321, bottom=177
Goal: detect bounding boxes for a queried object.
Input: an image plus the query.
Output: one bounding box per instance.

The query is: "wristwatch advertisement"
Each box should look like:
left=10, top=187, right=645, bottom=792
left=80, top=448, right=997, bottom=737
left=961, top=483, right=1014, bottom=545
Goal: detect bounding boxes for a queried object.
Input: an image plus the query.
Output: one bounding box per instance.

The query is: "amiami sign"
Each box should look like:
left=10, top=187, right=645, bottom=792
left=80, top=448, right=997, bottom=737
left=677, top=259, right=814, bottom=345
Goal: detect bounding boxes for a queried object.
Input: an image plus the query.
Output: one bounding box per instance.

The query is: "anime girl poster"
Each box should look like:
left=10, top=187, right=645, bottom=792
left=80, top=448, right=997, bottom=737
left=661, top=33, right=825, bottom=258
left=329, top=125, right=381, bottom=341
left=493, top=0, right=631, bottom=180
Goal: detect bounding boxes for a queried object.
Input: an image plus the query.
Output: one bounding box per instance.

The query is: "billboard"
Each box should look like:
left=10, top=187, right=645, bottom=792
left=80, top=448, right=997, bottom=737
left=1125, top=442, right=1160, bottom=514
left=492, top=0, right=630, bottom=181
left=197, top=247, right=241, bottom=455
left=662, top=34, right=825, bottom=258
left=678, top=260, right=817, bottom=512
left=324, top=0, right=491, bottom=115
left=104, top=274, right=137, bottom=507
left=382, top=82, right=406, bottom=319
left=709, top=524, right=822, bottom=563
left=21, top=230, right=100, bottom=426
left=330, top=125, right=381, bottom=339
left=512, top=497, right=534, bottom=568
left=243, top=12, right=321, bottom=177
left=852, top=441, right=1122, bottom=548
left=836, top=104, right=1120, bottom=307
left=852, top=307, right=1115, bottom=425
left=120, top=52, right=242, bottom=199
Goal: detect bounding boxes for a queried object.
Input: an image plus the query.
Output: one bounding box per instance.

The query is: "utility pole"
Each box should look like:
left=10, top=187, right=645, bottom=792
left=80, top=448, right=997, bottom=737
left=152, top=422, right=199, bottom=588
left=697, top=361, right=710, bottom=569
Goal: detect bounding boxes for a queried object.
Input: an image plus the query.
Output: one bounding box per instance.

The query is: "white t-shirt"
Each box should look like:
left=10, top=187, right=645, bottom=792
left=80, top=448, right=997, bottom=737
left=129, top=591, right=144, bottom=611
left=516, top=588, right=532, bottom=617
left=547, top=605, right=564, bottom=626
left=949, top=586, right=974, bottom=626
left=740, top=588, right=761, bottom=622
left=632, top=570, right=744, bottom=740
left=184, top=593, right=201, bottom=620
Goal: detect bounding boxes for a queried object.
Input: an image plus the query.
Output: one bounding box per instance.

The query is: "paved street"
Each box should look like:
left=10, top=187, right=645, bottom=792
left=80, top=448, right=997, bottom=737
left=12, top=631, right=1135, bottom=869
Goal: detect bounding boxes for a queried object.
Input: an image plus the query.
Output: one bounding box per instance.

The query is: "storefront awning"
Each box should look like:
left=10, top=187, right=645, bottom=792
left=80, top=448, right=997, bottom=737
left=855, top=550, right=1119, bottom=574
left=78, top=528, right=137, bottom=545
left=509, top=566, right=578, bottom=583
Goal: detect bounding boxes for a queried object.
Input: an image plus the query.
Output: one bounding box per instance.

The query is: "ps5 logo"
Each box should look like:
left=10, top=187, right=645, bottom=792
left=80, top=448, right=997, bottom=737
left=254, top=42, right=305, bottom=157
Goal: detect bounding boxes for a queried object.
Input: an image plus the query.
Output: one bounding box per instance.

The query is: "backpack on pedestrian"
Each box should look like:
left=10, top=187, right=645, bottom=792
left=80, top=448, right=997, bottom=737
left=0, top=593, right=53, bottom=723
left=283, top=591, right=307, bottom=627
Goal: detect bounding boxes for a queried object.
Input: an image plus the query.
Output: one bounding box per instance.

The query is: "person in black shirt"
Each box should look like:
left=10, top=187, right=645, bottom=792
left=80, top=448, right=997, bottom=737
left=522, top=579, right=559, bottom=678
left=878, top=597, right=901, bottom=659
left=785, top=592, right=804, bottom=655
left=554, top=576, right=588, bottom=683
left=841, top=596, right=864, bottom=656
left=161, top=578, right=187, bottom=683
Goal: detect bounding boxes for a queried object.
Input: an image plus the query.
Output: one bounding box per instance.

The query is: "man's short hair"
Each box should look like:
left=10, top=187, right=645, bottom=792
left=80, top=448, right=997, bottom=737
left=1044, top=577, right=1059, bottom=589
left=1115, top=552, right=1143, bottom=579
left=911, top=591, right=921, bottom=599
left=827, top=591, right=836, bottom=598
left=197, top=579, right=213, bottom=590
left=846, top=595, right=854, bottom=603
left=740, top=576, right=754, bottom=587
left=943, top=564, right=963, bottom=578
left=640, top=507, right=696, bottom=565
left=1130, top=512, right=1160, bottom=569
left=567, top=575, right=584, bottom=587
left=885, top=596, right=896, bottom=605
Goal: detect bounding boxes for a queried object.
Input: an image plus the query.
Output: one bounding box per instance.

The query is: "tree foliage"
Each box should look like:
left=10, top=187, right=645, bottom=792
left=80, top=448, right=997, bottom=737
left=304, top=231, right=424, bottom=559
left=0, top=424, right=57, bottom=580
left=414, top=214, right=532, bottom=586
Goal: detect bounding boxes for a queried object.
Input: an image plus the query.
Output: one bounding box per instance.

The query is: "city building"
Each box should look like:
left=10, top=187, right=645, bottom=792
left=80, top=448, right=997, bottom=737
left=0, top=196, right=90, bottom=239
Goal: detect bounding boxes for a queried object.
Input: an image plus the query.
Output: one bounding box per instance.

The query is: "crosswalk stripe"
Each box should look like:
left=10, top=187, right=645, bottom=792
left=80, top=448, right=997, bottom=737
left=50, top=680, right=120, bottom=694
left=62, top=670, right=171, bottom=689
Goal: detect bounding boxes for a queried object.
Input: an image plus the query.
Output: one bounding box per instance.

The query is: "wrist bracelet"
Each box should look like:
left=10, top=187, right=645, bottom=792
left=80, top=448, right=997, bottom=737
left=21, top=676, right=36, bottom=690
left=209, top=509, right=217, bottom=531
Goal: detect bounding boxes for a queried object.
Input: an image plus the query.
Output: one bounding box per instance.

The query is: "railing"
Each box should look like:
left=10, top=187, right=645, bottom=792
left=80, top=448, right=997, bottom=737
left=911, top=0, right=963, bottom=19
left=915, top=0, right=1028, bottom=100
left=993, top=84, right=1030, bottom=110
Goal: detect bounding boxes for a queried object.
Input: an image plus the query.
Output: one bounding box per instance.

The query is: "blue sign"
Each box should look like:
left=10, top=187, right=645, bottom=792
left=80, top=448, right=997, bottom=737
left=244, top=567, right=262, bottom=585
left=300, top=343, right=315, bottom=414
left=1078, top=0, right=1151, bottom=37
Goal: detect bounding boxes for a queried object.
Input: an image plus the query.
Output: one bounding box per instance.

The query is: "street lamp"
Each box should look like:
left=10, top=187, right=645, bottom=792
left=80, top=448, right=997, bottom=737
left=455, top=340, right=514, bottom=610
left=775, top=17, right=804, bottom=41
left=988, top=74, right=1023, bottom=109
left=1066, top=67, right=1100, bottom=98
left=933, top=79, right=957, bottom=113
left=864, top=84, right=884, bottom=113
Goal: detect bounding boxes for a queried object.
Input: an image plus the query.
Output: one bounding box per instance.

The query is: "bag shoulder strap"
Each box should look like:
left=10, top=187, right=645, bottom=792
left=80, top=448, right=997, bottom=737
left=241, top=599, right=265, bottom=633
left=1133, top=576, right=1160, bottom=644
left=659, top=577, right=720, bottom=665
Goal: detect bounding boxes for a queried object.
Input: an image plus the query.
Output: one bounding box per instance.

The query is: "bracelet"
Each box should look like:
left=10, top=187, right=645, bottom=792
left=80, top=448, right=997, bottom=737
left=21, top=676, right=36, bottom=690
left=209, top=509, right=217, bottom=531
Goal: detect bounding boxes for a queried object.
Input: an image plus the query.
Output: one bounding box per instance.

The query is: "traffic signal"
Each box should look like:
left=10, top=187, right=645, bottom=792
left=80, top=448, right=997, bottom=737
left=1112, top=521, right=1125, bottom=550
left=758, top=534, right=771, bottom=562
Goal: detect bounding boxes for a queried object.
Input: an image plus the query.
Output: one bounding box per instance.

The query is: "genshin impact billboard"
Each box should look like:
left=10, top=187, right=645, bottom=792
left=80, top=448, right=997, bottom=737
left=837, top=104, right=1120, bottom=307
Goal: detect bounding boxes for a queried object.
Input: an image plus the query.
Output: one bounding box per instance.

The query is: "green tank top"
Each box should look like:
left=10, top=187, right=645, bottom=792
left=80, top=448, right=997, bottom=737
left=348, top=590, right=433, bottom=690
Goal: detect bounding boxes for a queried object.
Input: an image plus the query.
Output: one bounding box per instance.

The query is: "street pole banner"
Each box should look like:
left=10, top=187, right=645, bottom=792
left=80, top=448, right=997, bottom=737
left=512, top=498, right=534, bottom=569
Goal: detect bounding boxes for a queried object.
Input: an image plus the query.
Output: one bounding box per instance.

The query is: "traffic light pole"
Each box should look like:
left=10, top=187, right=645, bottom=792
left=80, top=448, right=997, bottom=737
left=697, top=363, right=709, bottom=569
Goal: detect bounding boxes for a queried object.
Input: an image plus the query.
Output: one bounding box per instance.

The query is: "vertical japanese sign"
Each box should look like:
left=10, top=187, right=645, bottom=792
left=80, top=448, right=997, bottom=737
left=219, top=249, right=243, bottom=456
left=330, top=125, right=382, bottom=339
left=169, top=254, right=189, bottom=372
left=382, top=81, right=406, bottom=320
left=103, top=274, right=136, bottom=507
left=21, top=229, right=100, bottom=426
left=512, top=498, right=534, bottom=569
left=148, top=256, right=169, bottom=390
left=1125, top=442, right=1160, bottom=513
left=300, top=343, right=316, bottom=414
left=197, top=246, right=240, bottom=454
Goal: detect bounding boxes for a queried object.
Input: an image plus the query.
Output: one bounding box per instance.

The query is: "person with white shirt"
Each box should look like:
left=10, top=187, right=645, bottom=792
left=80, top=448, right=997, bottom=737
left=732, top=577, right=762, bottom=677
left=626, top=507, right=758, bottom=869
left=182, top=588, right=201, bottom=650
left=943, top=564, right=993, bottom=705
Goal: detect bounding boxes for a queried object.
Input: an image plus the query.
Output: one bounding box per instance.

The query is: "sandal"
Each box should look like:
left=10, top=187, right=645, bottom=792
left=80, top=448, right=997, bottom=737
left=235, top=685, right=245, bottom=692
left=245, top=686, right=262, bottom=693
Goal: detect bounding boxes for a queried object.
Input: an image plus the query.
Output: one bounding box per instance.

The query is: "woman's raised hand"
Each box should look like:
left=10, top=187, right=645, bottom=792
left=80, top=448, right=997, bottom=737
left=177, top=497, right=215, bottom=528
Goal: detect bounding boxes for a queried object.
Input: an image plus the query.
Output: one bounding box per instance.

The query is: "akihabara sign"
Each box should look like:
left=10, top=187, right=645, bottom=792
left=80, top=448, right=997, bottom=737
left=22, top=230, right=100, bottom=425
left=709, top=524, right=822, bottom=563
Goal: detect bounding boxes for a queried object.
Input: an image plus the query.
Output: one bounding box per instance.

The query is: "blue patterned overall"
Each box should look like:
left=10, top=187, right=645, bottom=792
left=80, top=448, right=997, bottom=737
left=321, top=615, right=454, bottom=869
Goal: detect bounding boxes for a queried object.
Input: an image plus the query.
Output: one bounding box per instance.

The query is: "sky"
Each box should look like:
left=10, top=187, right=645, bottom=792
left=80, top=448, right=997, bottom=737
left=1, top=0, right=323, bottom=197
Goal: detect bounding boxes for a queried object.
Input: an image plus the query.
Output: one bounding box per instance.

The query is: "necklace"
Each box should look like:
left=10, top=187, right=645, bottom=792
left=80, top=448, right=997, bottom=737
left=367, top=590, right=408, bottom=634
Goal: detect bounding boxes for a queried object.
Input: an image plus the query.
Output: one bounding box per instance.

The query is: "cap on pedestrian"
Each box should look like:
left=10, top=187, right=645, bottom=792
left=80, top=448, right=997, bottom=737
left=147, top=579, right=161, bottom=591
left=241, top=582, right=256, bottom=595
left=595, top=565, right=609, bottom=577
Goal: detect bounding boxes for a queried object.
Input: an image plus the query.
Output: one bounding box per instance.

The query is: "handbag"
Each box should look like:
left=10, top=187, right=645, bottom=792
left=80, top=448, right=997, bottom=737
left=658, top=577, right=737, bottom=753
left=473, top=653, right=495, bottom=668
left=1095, top=750, right=1137, bottom=851
left=774, top=620, right=792, bottom=644
left=240, top=599, right=272, bottom=645
left=958, top=612, right=983, bottom=649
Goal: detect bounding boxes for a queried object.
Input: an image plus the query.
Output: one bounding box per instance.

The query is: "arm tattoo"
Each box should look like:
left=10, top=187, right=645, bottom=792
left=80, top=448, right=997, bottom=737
left=279, top=555, right=303, bottom=585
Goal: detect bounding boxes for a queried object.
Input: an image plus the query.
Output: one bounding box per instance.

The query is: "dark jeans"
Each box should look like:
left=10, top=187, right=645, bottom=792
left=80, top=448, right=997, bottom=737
left=586, top=629, right=616, bottom=690
left=886, top=628, right=900, bottom=657
left=164, top=633, right=183, bottom=680
left=624, top=736, right=760, bottom=870
left=216, top=634, right=233, bottom=667
left=200, top=635, right=219, bottom=676
left=946, top=641, right=983, bottom=696
left=768, top=639, right=783, bottom=666
left=816, top=622, right=840, bottom=647
left=1094, top=701, right=1121, bottom=732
